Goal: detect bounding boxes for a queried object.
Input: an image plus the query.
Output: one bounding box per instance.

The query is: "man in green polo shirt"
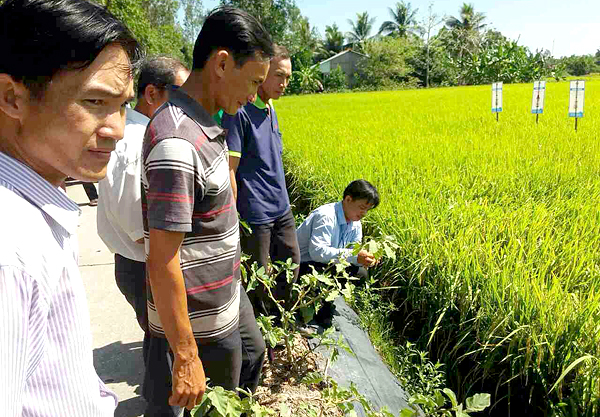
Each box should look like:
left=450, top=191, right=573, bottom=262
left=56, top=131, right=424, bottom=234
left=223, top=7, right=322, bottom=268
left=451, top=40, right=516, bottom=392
left=222, top=45, right=298, bottom=316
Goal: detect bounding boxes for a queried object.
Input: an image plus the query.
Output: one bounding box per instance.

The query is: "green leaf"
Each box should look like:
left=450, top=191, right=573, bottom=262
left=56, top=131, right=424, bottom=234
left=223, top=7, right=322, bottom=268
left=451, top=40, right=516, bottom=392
left=549, top=355, right=594, bottom=393
left=409, top=393, right=436, bottom=408
left=366, top=240, right=379, bottom=255
left=316, top=274, right=335, bottom=286
left=266, top=332, right=279, bottom=348
left=465, top=393, right=491, bottom=412
left=383, top=244, right=395, bottom=260
left=399, top=408, right=416, bottom=417
left=300, top=306, right=315, bottom=324
left=442, top=388, right=458, bottom=408
left=434, top=390, right=446, bottom=407
left=455, top=406, right=471, bottom=417
left=302, top=371, right=324, bottom=385
left=325, top=290, right=340, bottom=302
left=206, top=387, right=229, bottom=415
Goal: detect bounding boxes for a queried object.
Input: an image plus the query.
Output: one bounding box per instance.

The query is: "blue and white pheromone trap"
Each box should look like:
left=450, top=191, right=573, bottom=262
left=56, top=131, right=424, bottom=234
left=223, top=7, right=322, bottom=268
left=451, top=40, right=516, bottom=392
left=492, top=82, right=503, bottom=113
left=531, top=81, right=546, bottom=114
left=569, top=80, right=585, bottom=118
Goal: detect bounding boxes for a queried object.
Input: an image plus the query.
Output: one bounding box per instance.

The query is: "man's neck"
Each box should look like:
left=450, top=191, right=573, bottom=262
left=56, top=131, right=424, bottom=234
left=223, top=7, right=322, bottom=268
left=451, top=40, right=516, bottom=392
left=180, top=71, right=218, bottom=116
left=341, top=201, right=351, bottom=224
left=0, top=138, right=64, bottom=186
left=133, top=102, right=151, bottom=118
left=257, top=88, right=270, bottom=105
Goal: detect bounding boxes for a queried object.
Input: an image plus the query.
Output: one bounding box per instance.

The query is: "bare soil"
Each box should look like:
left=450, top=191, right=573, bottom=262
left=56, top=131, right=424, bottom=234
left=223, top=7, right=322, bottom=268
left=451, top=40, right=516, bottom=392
left=255, top=335, right=343, bottom=416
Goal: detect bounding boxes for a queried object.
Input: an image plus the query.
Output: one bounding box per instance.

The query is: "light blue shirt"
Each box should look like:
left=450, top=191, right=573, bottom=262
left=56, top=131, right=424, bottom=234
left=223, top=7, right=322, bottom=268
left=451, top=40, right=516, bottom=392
left=297, top=201, right=362, bottom=266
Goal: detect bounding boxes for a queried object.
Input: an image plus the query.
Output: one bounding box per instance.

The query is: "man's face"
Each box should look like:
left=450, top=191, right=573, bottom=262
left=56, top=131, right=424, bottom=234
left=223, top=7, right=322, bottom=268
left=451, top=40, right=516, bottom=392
left=343, top=197, right=374, bottom=222
left=259, top=57, right=292, bottom=101
left=16, top=44, right=134, bottom=184
left=220, top=54, right=270, bottom=115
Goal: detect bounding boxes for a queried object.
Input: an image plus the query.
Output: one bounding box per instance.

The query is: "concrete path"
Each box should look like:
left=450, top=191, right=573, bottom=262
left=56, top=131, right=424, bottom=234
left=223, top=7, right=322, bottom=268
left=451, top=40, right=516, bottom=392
left=67, top=183, right=146, bottom=417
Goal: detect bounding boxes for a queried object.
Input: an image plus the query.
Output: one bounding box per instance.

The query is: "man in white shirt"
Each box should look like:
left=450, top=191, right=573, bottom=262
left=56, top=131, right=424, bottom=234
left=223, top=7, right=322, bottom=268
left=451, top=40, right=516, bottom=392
left=97, top=57, right=189, bottom=333
left=0, top=1, right=142, bottom=416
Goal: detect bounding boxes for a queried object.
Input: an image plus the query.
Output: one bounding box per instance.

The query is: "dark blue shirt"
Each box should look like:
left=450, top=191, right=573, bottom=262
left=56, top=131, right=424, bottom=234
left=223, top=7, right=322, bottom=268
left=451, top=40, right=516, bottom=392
left=222, top=98, right=290, bottom=224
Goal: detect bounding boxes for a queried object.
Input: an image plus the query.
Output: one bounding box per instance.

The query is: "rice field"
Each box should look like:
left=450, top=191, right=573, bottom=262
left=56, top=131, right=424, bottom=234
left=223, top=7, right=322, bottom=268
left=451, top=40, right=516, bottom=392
left=276, top=79, right=600, bottom=415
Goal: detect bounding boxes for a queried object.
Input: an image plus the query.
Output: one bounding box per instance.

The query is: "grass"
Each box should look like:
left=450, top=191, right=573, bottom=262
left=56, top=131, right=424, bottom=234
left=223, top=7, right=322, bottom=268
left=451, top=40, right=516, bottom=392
left=277, top=80, right=600, bottom=416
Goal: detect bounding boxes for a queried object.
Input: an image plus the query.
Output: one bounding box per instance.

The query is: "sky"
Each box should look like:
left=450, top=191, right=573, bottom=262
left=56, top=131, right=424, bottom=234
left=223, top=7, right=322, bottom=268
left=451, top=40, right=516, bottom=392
left=200, top=0, right=599, bottom=58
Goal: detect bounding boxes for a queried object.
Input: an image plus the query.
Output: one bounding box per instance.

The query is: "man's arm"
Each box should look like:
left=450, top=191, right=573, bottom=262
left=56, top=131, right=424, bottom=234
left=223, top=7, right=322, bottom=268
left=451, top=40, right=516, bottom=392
left=146, top=228, right=205, bottom=410
left=143, top=138, right=206, bottom=410
left=222, top=111, right=245, bottom=202
left=229, top=155, right=240, bottom=201
left=0, top=267, right=33, bottom=416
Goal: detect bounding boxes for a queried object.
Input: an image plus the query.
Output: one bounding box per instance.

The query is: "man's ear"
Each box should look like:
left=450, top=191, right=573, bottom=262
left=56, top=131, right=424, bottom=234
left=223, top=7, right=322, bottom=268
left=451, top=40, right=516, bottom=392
left=143, top=84, right=159, bottom=106
left=0, top=74, right=29, bottom=121
left=213, top=49, right=230, bottom=79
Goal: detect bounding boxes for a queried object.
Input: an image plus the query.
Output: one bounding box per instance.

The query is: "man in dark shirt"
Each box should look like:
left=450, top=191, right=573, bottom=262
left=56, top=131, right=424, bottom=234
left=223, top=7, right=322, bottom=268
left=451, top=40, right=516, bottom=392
left=223, top=45, right=299, bottom=315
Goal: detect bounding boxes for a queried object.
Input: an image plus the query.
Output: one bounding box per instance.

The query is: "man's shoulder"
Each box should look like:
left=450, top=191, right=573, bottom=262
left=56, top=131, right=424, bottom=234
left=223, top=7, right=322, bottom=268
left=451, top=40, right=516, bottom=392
left=311, top=202, right=337, bottom=221
left=145, top=104, right=203, bottom=153
left=222, top=107, right=249, bottom=128
left=0, top=186, right=52, bottom=263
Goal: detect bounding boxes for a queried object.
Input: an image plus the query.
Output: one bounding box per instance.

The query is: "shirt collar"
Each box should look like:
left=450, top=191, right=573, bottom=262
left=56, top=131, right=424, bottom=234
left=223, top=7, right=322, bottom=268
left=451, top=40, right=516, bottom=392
left=252, top=94, right=273, bottom=111
left=335, top=201, right=350, bottom=226
left=168, top=87, right=224, bottom=140
left=0, top=152, right=81, bottom=235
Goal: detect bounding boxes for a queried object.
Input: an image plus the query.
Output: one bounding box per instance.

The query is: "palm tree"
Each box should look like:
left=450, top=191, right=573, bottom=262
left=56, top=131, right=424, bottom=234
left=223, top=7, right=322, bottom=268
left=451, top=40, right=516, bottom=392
left=324, top=23, right=344, bottom=54
left=346, top=11, right=376, bottom=46
left=315, top=23, right=344, bottom=62
left=379, top=1, right=420, bottom=38
left=445, top=3, right=486, bottom=32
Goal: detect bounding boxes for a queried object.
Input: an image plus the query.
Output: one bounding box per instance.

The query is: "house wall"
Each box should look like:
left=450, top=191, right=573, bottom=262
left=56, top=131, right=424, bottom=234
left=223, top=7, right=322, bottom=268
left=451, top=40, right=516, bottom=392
left=319, top=52, right=363, bottom=87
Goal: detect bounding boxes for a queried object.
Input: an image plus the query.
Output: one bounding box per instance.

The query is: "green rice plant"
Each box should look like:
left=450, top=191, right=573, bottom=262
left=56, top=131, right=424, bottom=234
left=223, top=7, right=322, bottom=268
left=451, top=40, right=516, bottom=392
left=276, top=80, right=600, bottom=415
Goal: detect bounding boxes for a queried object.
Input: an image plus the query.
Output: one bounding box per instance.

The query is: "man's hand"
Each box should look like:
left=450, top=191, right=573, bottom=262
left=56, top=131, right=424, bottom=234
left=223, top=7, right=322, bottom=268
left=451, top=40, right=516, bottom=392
left=170, top=347, right=206, bottom=410
left=357, top=249, right=377, bottom=267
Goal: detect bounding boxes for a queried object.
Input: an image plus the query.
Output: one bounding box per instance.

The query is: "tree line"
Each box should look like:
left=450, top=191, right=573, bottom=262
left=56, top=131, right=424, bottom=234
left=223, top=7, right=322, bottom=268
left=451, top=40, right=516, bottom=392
left=7, top=0, right=595, bottom=94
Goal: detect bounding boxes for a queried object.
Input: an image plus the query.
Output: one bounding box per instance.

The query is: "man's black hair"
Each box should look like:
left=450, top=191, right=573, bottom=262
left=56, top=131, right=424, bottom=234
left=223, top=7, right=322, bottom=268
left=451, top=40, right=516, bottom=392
left=343, top=180, right=380, bottom=208
left=137, top=56, right=188, bottom=98
left=0, top=0, right=144, bottom=98
left=192, top=6, right=274, bottom=71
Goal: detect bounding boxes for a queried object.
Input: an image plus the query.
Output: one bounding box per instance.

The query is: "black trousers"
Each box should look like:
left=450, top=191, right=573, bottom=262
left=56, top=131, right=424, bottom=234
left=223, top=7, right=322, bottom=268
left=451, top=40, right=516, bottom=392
left=114, top=254, right=148, bottom=332
left=240, top=209, right=301, bottom=316
left=298, top=261, right=368, bottom=325
left=82, top=182, right=98, bottom=201
left=142, top=288, right=266, bottom=417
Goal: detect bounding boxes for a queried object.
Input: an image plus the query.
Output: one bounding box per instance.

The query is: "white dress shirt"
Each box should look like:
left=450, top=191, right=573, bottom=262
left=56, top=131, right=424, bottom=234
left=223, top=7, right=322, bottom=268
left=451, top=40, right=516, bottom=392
left=97, top=108, right=149, bottom=262
left=0, top=151, right=117, bottom=417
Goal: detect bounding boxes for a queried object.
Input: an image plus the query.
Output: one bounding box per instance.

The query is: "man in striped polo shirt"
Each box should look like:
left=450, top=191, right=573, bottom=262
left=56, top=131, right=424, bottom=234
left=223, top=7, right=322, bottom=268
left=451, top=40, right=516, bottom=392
left=0, top=1, right=142, bottom=416
left=141, top=7, right=274, bottom=415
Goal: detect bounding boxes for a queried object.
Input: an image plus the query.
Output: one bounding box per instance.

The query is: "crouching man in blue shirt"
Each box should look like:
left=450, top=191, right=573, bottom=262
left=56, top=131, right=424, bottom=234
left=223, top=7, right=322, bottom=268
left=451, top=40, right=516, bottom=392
left=296, top=179, right=380, bottom=281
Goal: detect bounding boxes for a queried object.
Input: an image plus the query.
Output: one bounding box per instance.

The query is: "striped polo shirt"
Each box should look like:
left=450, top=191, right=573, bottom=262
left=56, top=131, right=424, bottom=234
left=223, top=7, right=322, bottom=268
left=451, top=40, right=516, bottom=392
left=0, top=152, right=117, bottom=416
left=141, top=88, right=241, bottom=341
